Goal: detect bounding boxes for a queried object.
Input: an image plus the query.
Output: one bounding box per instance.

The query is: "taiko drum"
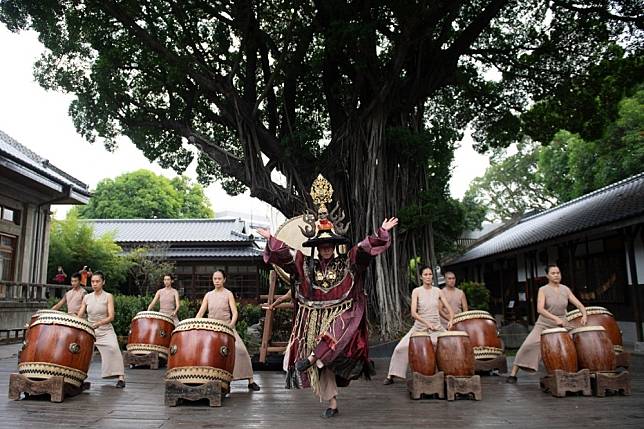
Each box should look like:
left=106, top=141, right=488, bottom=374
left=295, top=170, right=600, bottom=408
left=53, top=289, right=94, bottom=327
left=540, top=327, right=577, bottom=374
left=18, top=312, right=95, bottom=387
left=126, top=311, right=176, bottom=359
left=570, top=326, right=616, bottom=372
left=567, top=307, right=623, bottom=353
left=436, top=331, right=475, bottom=376
left=451, top=310, right=503, bottom=360
left=166, top=318, right=236, bottom=391
left=408, top=332, right=436, bottom=376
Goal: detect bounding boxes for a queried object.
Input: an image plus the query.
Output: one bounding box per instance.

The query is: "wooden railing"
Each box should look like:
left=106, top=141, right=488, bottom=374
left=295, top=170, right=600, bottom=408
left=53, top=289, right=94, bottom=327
left=0, top=281, right=86, bottom=303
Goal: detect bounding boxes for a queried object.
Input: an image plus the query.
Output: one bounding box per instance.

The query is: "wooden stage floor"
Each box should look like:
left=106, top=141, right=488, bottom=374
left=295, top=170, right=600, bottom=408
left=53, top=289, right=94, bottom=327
left=1, top=345, right=642, bottom=428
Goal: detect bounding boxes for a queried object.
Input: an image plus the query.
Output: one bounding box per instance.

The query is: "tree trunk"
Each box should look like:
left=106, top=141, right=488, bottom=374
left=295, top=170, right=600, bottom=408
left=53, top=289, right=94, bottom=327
left=328, top=113, right=427, bottom=338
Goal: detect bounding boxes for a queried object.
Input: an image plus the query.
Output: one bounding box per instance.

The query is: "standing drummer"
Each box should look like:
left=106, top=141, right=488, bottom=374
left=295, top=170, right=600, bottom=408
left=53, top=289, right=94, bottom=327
left=439, top=271, right=468, bottom=329
left=77, top=271, right=126, bottom=388
left=506, top=264, right=587, bottom=383
left=195, top=269, right=260, bottom=391
left=51, top=272, right=86, bottom=316
left=147, top=273, right=181, bottom=324
left=384, top=266, right=454, bottom=385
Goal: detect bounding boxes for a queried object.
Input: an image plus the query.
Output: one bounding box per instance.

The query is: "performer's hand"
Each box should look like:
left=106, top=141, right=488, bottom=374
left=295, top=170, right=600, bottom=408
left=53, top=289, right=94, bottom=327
left=256, top=227, right=271, bottom=239
left=381, top=217, right=399, bottom=231
left=92, top=323, right=99, bottom=329
left=581, top=315, right=587, bottom=326
left=554, top=316, right=565, bottom=326
left=447, top=320, right=453, bottom=330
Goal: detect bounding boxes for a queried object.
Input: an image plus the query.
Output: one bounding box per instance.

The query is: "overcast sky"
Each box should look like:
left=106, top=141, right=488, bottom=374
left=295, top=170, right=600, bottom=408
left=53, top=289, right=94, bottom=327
left=0, top=27, right=489, bottom=228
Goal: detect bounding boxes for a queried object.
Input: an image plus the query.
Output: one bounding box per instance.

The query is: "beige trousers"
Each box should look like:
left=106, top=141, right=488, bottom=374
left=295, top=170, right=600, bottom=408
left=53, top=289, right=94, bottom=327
left=387, top=327, right=442, bottom=379
left=95, top=325, right=125, bottom=378
left=232, top=330, right=254, bottom=381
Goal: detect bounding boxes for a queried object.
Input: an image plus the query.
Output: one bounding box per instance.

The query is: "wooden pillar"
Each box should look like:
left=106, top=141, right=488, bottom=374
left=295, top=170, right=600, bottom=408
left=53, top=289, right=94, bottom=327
left=499, top=261, right=505, bottom=321
left=567, top=242, right=576, bottom=294
left=625, top=226, right=643, bottom=342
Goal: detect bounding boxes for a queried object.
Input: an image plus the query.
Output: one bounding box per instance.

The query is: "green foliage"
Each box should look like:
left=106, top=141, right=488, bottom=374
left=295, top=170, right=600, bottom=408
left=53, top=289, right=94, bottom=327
left=271, top=308, right=294, bottom=343
left=47, top=214, right=130, bottom=291
left=460, top=281, right=490, bottom=311
left=399, top=190, right=485, bottom=258
left=175, top=298, right=202, bottom=321
left=76, top=170, right=213, bottom=219
left=126, top=246, right=176, bottom=296
left=0, top=1, right=637, bottom=198
left=467, top=87, right=643, bottom=219
left=521, top=47, right=644, bottom=144
left=112, top=295, right=150, bottom=338
left=465, top=141, right=559, bottom=221
left=539, top=88, right=644, bottom=202
left=239, top=303, right=262, bottom=327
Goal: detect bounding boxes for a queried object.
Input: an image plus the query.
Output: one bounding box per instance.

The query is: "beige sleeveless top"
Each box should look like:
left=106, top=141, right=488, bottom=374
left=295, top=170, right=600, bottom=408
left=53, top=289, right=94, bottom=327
left=413, top=286, right=441, bottom=329
left=536, top=284, right=571, bottom=327
left=442, top=287, right=465, bottom=314
left=206, top=289, right=233, bottom=322
left=159, top=288, right=177, bottom=315
left=83, top=291, right=113, bottom=331
left=65, top=287, right=86, bottom=315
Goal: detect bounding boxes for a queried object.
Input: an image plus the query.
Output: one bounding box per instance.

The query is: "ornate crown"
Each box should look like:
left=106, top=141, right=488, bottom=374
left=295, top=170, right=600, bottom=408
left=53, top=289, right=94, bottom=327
left=299, top=175, right=351, bottom=247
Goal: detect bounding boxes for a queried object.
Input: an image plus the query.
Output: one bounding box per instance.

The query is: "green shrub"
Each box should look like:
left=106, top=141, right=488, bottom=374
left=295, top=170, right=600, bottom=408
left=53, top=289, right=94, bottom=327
left=239, top=303, right=262, bottom=326
left=460, top=281, right=490, bottom=311
left=112, top=295, right=151, bottom=337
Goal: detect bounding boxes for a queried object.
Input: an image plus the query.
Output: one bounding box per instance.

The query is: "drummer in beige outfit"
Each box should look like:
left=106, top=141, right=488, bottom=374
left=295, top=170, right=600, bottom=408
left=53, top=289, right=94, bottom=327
left=77, top=271, right=126, bottom=388
left=384, top=266, right=454, bottom=384
left=148, top=273, right=181, bottom=324
left=196, top=269, right=260, bottom=391
left=507, top=264, right=587, bottom=383
left=439, top=271, right=468, bottom=328
left=51, top=272, right=86, bottom=316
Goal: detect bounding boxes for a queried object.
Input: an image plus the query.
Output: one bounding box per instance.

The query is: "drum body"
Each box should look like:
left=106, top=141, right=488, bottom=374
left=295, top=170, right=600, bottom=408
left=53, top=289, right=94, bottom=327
left=408, top=332, right=436, bottom=376
left=18, top=313, right=95, bottom=387
left=435, top=331, right=475, bottom=376
left=540, top=327, right=577, bottom=374
left=570, top=326, right=616, bottom=372
left=126, top=311, right=175, bottom=359
left=451, top=310, right=503, bottom=360
left=166, top=318, right=236, bottom=390
left=567, top=307, right=623, bottom=353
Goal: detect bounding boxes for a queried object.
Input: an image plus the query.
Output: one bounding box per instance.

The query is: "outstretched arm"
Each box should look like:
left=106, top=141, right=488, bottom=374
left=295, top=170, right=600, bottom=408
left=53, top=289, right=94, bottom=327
left=352, top=217, right=399, bottom=268
left=258, top=227, right=299, bottom=275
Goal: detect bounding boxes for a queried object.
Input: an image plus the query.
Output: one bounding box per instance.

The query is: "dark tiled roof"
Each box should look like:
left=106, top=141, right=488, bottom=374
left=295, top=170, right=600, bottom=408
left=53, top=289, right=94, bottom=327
left=88, top=218, right=253, bottom=243
left=0, top=129, right=90, bottom=200
left=163, top=246, right=262, bottom=259
left=449, top=173, right=644, bottom=265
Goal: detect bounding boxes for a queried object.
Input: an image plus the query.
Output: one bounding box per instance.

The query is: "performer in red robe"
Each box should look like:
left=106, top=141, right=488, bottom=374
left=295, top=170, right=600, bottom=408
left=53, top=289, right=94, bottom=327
left=257, top=216, right=398, bottom=418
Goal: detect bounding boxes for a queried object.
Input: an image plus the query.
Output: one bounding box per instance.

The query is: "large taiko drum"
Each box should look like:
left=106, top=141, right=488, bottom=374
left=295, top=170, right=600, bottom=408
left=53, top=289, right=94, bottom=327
left=435, top=331, right=475, bottom=376
left=408, top=332, right=436, bottom=376
left=451, top=310, right=503, bottom=360
left=540, top=327, right=577, bottom=374
left=27, top=309, right=66, bottom=328
left=567, top=307, right=623, bottom=353
left=166, top=318, right=236, bottom=391
left=18, top=312, right=95, bottom=387
left=126, top=311, right=176, bottom=359
left=570, top=326, right=616, bottom=372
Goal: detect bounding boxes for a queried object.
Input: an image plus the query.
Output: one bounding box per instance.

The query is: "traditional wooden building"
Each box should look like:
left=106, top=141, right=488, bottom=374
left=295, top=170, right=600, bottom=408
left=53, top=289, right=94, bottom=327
left=0, top=130, right=90, bottom=330
left=90, top=218, right=266, bottom=300
left=444, top=173, right=644, bottom=345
